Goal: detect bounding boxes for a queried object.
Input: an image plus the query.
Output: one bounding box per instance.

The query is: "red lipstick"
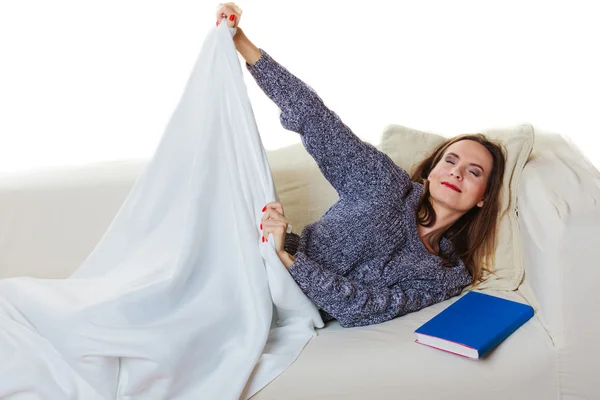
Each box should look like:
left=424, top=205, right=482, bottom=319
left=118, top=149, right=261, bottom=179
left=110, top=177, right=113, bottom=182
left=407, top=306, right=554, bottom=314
left=442, top=182, right=462, bottom=193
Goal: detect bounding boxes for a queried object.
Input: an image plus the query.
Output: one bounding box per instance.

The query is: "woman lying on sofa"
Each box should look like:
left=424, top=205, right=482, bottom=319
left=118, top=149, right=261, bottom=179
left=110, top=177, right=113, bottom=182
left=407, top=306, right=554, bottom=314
left=217, top=3, right=506, bottom=328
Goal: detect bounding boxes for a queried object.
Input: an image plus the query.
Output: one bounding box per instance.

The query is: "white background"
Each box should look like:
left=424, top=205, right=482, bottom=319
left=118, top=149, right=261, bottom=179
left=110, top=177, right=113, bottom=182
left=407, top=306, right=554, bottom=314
left=0, top=0, right=598, bottom=175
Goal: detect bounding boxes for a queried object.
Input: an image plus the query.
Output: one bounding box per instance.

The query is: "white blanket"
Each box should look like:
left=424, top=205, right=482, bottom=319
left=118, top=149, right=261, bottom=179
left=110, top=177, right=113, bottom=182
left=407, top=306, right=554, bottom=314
left=0, top=22, right=323, bottom=399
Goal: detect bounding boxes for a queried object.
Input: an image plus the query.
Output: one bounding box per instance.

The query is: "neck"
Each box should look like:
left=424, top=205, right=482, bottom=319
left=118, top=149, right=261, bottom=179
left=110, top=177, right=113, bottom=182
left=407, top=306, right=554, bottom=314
left=417, top=197, right=463, bottom=254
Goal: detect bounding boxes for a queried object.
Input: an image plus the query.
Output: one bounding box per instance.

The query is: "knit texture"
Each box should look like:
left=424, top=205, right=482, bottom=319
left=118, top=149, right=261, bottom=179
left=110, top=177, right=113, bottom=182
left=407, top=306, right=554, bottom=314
left=283, top=232, right=301, bottom=256
left=247, top=49, right=472, bottom=328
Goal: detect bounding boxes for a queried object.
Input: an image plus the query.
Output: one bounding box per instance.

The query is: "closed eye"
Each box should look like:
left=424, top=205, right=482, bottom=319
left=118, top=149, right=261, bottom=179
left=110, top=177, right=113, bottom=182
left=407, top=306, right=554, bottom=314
left=447, top=158, right=480, bottom=176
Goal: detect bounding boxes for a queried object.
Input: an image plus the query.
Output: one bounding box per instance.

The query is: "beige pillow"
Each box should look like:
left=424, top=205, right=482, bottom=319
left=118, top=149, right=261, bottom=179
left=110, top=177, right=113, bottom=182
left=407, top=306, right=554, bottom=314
left=380, top=124, right=535, bottom=291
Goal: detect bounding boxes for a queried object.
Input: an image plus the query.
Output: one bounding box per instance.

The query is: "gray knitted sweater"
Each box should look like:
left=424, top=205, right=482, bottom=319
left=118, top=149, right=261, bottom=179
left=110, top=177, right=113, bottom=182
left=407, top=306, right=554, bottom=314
left=247, top=49, right=472, bottom=328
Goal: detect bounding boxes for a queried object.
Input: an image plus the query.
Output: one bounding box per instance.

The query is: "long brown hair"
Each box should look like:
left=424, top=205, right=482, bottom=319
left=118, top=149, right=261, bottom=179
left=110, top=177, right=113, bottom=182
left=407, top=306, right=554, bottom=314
left=410, top=134, right=506, bottom=285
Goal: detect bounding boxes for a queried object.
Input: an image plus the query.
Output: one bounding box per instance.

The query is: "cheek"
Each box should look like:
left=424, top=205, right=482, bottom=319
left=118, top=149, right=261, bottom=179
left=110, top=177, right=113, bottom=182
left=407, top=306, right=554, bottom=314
left=429, top=166, right=445, bottom=180
left=468, top=180, right=487, bottom=199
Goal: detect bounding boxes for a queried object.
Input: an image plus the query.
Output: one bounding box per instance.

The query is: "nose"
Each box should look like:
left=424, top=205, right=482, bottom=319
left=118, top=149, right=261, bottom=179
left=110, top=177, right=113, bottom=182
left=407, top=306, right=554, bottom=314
left=450, top=167, right=463, bottom=181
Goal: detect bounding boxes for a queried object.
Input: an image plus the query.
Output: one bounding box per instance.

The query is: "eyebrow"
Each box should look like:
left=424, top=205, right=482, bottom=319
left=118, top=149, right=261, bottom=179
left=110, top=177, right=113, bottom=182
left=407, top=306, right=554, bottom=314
left=446, top=152, right=485, bottom=173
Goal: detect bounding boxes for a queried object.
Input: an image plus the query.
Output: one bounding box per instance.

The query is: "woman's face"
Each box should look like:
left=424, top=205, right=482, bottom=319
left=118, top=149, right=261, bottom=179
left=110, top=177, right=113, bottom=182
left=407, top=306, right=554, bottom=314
left=427, top=140, right=494, bottom=214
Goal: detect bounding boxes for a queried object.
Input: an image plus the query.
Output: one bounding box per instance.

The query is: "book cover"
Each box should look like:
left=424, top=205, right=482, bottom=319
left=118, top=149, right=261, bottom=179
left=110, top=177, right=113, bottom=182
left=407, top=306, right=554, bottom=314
left=414, top=291, right=534, bottom=359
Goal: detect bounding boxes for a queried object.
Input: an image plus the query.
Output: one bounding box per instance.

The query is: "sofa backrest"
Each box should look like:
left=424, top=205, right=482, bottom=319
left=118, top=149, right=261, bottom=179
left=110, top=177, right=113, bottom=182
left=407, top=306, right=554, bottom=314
left=0, top=141, right=350, bottom=279
left=3, top=129, right=595, bottom=286
left=0, top=161, right=145, bottom=279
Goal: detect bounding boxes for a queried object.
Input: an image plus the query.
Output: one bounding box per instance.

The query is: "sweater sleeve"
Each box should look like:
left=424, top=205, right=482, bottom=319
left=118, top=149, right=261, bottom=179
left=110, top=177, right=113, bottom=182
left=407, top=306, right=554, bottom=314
left=288, top=252, right=453, bottom=328
left=246, top=49, right=410, bottom=200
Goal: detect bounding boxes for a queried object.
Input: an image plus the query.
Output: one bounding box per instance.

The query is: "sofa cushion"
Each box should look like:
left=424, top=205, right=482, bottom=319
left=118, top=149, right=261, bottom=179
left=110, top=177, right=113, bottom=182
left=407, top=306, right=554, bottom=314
left=379, top=124, right=534, bottom=291
left=253, top=289, right=557, bottom=400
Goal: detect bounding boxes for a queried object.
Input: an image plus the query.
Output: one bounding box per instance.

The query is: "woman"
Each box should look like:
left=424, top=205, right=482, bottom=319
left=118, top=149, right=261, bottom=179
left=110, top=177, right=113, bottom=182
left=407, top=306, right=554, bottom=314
left=217, top=3, right=506, bottom=328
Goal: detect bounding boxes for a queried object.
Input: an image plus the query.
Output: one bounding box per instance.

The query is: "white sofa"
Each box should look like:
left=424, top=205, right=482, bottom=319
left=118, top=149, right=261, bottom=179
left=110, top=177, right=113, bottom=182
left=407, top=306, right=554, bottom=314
left=1, top=130, right=599, bottom=399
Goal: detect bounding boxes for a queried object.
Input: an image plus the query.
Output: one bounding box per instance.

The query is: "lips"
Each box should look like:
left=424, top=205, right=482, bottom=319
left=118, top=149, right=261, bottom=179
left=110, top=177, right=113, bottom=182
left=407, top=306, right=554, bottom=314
left=442, top=182, right=462, bottom=193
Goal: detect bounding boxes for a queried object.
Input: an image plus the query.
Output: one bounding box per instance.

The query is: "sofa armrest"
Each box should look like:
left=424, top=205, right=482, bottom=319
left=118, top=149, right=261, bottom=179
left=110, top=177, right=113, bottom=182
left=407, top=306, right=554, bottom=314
left=517, top=133, right=600, bottom=398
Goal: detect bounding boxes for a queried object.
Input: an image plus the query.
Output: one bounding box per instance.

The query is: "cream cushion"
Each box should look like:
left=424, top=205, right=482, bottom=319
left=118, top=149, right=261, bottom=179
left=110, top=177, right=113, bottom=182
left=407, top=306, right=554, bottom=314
left=380, top=124, right=535, bottom=290
left=252, top=289, right=556, bottom=400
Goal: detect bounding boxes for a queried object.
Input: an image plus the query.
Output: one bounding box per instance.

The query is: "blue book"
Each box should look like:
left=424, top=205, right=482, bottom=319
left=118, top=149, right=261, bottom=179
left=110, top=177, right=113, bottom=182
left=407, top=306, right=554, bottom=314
left=414, top=291, right=534, bottom=359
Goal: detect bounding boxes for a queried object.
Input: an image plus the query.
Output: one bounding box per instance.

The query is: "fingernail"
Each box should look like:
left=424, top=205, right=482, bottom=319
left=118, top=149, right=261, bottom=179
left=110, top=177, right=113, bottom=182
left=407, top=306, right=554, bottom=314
left=262, top=236, right=265, bottom=243
left=266, top=237, right=268, bottom=242
left=262, top=206, right=267, bottom=212
left=229, top=14, right=235, bottom=21
left=260, top=223, right=262, bottom=230
left=216, top=20, right=220, bottom=26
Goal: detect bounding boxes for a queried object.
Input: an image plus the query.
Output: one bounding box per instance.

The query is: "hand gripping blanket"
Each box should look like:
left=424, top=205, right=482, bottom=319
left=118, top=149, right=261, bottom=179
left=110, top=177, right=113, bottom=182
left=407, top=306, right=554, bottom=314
left=0, top=22, right=323, bottom=399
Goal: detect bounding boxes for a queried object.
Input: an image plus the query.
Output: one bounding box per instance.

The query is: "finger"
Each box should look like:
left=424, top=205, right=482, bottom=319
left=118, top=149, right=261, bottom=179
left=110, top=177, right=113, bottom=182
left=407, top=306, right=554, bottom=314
left=262, top=224, right=287, bottom=246
left=223, top=5, right=241, bottom=28
left=215, top=4, right=240, bottom=26
left=264, top=202, right=284, bottom=215
left=263, top=209, right=287, bottom=221
left=260, top=218, right=287, bottom=235
left=215, top=4, right=227, bottom=19
left=262, top=220, right=287, bottom=230
left=262, top=209, right=287, bottom=223
left=262, top=225, right=286, bottom=243
left=262, top=219, right=286, bottom=235
left=222, top=2, right=243, bottom=14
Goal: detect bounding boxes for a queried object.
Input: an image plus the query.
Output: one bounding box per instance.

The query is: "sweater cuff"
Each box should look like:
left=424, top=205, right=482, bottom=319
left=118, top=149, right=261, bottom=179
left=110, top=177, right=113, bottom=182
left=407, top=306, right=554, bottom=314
left=283, top=232, right=301, bottom=256
left=245, top=48, right=272, bottom=78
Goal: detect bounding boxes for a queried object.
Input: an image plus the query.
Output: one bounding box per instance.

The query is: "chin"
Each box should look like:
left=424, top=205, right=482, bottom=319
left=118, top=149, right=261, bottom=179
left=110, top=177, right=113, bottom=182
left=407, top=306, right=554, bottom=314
left=430, top=190, right=471, bottom=214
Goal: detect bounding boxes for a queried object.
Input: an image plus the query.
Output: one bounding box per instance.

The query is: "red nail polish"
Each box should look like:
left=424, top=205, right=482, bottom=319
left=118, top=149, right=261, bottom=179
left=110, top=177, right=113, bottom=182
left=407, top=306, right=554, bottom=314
left=216, top=20, right=219, bottom=26
left=260, top=223, right=262, bottom=230
left=266, top=237, right=268, bottom=242
left=229, top=14, right=235, bottom=21
left=262, top=206, right=267, bottom=212
left=262, top=236, right=265, bottom=243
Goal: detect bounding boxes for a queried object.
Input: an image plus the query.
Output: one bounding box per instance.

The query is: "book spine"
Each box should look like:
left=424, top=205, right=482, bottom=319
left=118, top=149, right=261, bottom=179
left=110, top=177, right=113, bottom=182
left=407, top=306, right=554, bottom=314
left=479, top=306, right=535, bottom=357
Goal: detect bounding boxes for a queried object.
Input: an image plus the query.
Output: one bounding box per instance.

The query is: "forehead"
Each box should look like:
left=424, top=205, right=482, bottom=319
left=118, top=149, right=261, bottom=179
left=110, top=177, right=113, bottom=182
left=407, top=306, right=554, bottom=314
left=443, top=140, right=493, bottom=169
